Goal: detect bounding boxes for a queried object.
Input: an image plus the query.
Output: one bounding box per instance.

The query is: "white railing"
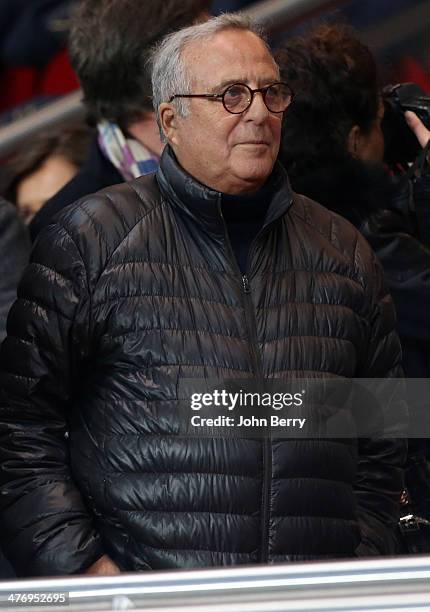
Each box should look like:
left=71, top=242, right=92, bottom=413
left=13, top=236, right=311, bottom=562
left=1, top=556, right=430, bottom=611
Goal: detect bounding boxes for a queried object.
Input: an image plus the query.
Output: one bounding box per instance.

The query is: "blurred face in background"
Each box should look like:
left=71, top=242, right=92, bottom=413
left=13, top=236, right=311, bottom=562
left=160, top=28, right=284, bottom=194
left=348, top=98, right=385, bottom=164
left=15, top=155, right=79, bottom=224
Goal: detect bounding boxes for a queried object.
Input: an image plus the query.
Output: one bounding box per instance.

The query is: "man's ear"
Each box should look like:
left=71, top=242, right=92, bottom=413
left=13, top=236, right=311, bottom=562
left=159, top=103, right=179, bottom=145
left=347, top=124, right=360, bottom=158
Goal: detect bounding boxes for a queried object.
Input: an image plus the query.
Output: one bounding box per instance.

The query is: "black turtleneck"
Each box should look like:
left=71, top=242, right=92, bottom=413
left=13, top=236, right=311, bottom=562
left=221, top=185, right=272, bottom=274
left=157, top=147, right=289, bottom=274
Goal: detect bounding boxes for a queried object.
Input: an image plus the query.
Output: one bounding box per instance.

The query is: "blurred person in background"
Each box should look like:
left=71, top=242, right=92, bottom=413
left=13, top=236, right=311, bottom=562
left=276, top=23, right=430, bottom=537
left=277, top=23, right=430, bottom=380
left=3, top=123, right=92, bottom=224
left=29, top=0, right=210, bottom=241
left=0, top=15, right=405, bottom=577
left=0, top=0, right=79, bottom=113
left=0, top=195, right=30, bottom=579
left=0, top=198, right=29, bottom=342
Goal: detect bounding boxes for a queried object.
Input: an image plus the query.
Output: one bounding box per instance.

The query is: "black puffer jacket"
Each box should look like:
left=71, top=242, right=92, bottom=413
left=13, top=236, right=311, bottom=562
left=0, top=147, right=405, bottom=576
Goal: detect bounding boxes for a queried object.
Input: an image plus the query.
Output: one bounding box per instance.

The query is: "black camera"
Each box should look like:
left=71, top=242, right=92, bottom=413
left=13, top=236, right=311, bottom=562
left=382, top=82, right=430, bottom=168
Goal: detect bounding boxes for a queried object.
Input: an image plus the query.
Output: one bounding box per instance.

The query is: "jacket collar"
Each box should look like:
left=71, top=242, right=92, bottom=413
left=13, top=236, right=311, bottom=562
left=156, top=145, right=293, bottom=236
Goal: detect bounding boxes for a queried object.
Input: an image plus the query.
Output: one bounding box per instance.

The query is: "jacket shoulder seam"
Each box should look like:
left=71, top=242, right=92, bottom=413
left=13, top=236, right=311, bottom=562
left=102, top=196, right=165, bottom=274
left=290, top=198, right=365, bottom=287
left=54, top=220, right=90, bottom=296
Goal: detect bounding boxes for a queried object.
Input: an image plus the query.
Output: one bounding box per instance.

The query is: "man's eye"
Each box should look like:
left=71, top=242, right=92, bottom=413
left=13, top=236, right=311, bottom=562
left=225, top=86, right=246, bottom=101
left=223, top=86, right=248, bottom=110
left=226, top=87, right=243, bottom=97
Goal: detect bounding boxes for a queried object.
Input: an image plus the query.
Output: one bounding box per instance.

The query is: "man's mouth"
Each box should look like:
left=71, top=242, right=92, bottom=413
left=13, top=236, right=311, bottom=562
left=239, top=140, right=269, bottom=146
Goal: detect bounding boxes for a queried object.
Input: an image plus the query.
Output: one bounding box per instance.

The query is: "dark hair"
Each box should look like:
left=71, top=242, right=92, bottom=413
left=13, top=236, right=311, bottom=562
left=3, top=123, right=92, bottom=204
left=69, top=0, right=211, bottom=127
left=275, top=24, right=380, bottom=177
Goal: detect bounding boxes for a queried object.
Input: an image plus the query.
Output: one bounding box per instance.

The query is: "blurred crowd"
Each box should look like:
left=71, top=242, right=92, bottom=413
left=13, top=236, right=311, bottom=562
left=1, top=0, right=430, bottom=581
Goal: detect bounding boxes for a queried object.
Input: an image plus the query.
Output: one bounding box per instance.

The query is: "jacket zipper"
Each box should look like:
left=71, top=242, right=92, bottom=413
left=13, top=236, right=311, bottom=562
left=219, top=204, right=274, bottom=564
left=242, top=271, right=272, bottom=563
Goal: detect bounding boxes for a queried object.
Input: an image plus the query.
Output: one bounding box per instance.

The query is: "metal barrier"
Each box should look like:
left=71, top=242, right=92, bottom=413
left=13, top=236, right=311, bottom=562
left=0, top=91, right=85, bottom=158
left=361, top=0, right=430, bottom=52
left=246, top=0, right=348, bottom=34
left=0, top=0, right=349, bottom=158
left=2, top=556, right=430, bottom=611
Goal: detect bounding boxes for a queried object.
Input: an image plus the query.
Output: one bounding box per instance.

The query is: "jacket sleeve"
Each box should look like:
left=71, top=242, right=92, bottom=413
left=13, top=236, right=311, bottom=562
left=355, top=247, right=407, bottom=556
left=365, top=172, right=430, bottom=345
left=413, top=166, right=430, bottom=248
left=366, top=228, right=430, bottom=345
left=0, top=220, right=105, bottom=576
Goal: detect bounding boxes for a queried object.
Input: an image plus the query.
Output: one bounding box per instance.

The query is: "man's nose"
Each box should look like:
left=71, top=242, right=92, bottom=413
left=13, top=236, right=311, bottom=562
left=244, top=91, right=270, bottom=122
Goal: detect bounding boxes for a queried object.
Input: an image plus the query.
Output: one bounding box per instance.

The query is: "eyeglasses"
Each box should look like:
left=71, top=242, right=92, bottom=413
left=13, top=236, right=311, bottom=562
left=169, top=82, right=294, bottom=114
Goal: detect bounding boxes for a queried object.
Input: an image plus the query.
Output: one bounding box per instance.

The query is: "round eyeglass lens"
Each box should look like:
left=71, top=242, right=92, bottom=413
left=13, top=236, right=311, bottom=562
left=264, top=83, right=293, bottom=113
left=223, top=84, right=251, bottom=113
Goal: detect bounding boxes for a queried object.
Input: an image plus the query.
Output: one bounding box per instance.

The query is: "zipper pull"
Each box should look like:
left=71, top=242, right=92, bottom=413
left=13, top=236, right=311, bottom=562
left=242, top=275, right=251, bottom=294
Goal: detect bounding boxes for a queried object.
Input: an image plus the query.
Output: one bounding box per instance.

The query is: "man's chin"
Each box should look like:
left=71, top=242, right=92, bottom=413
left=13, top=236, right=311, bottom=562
left=234, top=159, right=275, bottom=184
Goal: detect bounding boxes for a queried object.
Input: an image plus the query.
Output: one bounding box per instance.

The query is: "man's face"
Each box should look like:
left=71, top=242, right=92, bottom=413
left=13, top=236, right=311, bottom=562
left=162, top=29, right=283, bottom=194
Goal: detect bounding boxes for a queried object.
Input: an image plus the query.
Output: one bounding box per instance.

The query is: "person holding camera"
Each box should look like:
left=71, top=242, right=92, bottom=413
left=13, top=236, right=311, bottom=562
left=276, top=23, right=430, bottom=546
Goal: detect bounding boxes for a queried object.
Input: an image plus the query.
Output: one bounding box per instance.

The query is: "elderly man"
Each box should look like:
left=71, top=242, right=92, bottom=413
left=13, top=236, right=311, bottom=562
left=0, top=15, right=405, bottom=577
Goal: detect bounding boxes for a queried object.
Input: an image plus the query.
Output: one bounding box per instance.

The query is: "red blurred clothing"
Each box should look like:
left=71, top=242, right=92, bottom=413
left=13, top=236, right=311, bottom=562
left=0, top=47, right=79, bottom=113
left=397, top=55, right=430, bottom=94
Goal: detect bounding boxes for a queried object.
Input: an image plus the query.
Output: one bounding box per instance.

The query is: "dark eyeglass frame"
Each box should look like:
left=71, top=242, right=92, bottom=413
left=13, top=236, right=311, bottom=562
left=169, top=81, right=294, bottom=114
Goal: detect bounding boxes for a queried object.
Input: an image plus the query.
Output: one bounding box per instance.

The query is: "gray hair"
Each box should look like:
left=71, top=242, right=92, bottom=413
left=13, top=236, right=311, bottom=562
left=150, top=13, right=273, bottom=142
